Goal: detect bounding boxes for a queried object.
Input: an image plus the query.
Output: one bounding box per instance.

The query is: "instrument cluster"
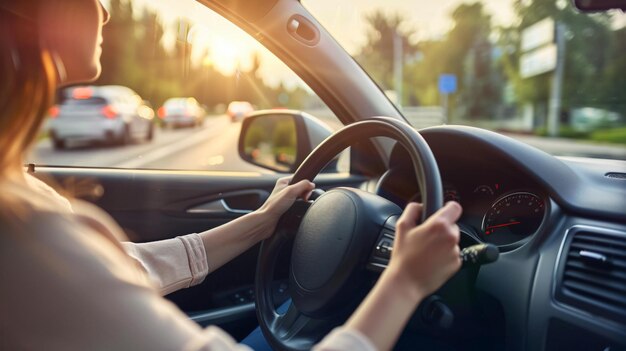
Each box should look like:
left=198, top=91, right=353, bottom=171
left=377, top=170, right=548, bottom=247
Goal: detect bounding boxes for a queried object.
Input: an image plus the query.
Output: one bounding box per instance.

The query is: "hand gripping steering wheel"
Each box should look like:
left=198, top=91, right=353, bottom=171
left=255, top=117, right=443, bottom=350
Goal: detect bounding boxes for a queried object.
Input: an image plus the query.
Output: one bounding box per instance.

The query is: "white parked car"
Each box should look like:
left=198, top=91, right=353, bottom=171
left=48, top=85, right=154, bottom=149
left=227, top=101, right=254, bottom=122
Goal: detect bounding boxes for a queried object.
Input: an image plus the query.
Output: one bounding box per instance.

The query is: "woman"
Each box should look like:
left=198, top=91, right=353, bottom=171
left=0, top=1, right=462, bottom=350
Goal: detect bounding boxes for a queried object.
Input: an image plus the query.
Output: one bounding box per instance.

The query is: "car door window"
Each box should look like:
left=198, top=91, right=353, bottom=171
left=28, top=0, right=348, bottom=173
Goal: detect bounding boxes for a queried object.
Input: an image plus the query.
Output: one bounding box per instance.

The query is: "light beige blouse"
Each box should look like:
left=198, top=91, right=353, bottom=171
left=0, top=175, right=376, bottom=350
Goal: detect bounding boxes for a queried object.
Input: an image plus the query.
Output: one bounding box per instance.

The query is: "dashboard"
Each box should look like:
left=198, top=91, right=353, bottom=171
left=372, top=126, right=626, bottom=350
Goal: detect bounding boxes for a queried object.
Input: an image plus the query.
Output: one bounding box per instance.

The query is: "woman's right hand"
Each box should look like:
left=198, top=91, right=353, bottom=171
left=336, top=201, right=463, bottom=351
left=385, top=201, right=463, bottom=301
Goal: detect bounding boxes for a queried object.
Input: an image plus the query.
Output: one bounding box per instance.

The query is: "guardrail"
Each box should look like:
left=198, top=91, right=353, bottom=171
left=302, top=106, right=445, bottom=131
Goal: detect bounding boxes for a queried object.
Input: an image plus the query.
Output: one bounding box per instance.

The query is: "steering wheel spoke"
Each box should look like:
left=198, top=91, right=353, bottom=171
left=273, top=303, right=310, bottom=339
left=266, top=302, right=336, bottom=350
left=275, top=199, right=312, bottom=240
left=367, top=215, right=397, bottom=272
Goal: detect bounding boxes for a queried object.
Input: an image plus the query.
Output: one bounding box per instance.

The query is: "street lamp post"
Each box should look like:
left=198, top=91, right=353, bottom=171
left=393, top=30, right=403, bottom=109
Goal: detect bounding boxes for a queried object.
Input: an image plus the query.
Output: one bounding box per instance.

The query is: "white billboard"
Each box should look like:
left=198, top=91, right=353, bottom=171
left=521, top=17, right=555, bottom=52
left=520, top=43, right=557, bottom=78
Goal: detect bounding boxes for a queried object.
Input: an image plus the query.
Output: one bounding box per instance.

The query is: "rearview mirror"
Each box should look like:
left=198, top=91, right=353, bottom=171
left=238, top=110, right=334, bottom=173
left=573, top=0, right=625, bottom=11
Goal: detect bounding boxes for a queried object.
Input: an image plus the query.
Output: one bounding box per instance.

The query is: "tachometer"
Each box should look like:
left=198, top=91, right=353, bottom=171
left=481, top=192, right=545, bottom=246
left=409, top=182, right=460, bottom=204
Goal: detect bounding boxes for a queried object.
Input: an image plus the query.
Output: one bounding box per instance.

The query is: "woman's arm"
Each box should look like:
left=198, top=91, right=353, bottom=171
left=198, top=177, right=314, bottom=273
left=123, top=177, right=314, bottom=295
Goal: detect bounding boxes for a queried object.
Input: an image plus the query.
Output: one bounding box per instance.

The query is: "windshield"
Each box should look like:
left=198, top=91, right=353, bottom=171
left=304, top=0, right=626, bottom=160
left=25, top=0, right=625, bottom=172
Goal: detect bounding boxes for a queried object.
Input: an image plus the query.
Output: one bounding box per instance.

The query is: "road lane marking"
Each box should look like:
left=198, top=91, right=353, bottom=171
left=114, top=118, right=229, bottom=168
left=202, top=155, right=225, bottom=166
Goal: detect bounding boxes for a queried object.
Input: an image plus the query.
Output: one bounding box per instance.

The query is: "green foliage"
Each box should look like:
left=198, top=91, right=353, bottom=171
left=243, top=124, right=266, bottom=151
left=446, top=3, right=501, bottom=119
left=243, top=116, right=297, bottom=171
left=356, top=0, right=624, bottom=135
left=272, top=120, right=296, bottom=148
left=355, top=11, right=416, bottom=91
left=590, top=127, right=626, bottom=145
left=533, top=126, right=626, bottom=145
left=535, top=126, right=590, bottom=139
left=356, top=3, right=502, bottom=119
left=598, top=27, right=626, bottom=118
left=94, top=0, right=309, bottom=111
left=505, top=0, right=616, bottom=112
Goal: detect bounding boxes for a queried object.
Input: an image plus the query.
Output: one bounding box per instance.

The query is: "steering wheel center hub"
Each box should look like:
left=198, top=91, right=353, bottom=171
left=291, top=191, right=357, bottom=292
left=289, top=188, right=401, bottom=318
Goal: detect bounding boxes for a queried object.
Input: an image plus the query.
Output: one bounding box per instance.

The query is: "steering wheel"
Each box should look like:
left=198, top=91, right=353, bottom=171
left=255, top=117, right=444, bottom=350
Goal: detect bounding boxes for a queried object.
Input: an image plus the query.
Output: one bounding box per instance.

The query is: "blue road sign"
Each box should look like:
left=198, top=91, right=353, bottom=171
left=438, top=74, right=457, bottom=94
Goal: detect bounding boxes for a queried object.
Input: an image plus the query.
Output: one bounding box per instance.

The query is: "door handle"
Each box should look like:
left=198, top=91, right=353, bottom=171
left=186, top=190, right=269, bottom=215
left=187, top=199, right=252, bottom=215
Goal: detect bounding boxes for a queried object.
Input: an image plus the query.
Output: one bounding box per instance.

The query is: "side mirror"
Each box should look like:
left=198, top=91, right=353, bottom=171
left=238, top=110, right=334, bottom=173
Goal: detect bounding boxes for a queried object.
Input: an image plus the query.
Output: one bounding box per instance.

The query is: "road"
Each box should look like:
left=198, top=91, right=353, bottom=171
left=29, top=115, right=268, bottom=173
left=28, top=112, right=625, bottom=173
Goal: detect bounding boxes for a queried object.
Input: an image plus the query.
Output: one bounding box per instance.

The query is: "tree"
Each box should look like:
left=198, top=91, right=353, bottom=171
left=503, top=0, right=614, bottom=118
left=600, top=27, right=626, bottom=117
left=405, top=2, right=500, bottom=118
left=91, top=0, right=325, bottom=112
left=98, top=0, right=136, bottom=86
left=355, top=11, right=416, bottom=92
left=446, top=3, right=499, bottom=118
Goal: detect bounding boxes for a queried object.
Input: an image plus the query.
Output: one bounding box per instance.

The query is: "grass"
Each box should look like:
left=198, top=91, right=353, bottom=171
left=590, top=127, right=626, bottom=145
left=535, top=126, right=590, bottom=139
left=534, top=126, right=626, bottom=146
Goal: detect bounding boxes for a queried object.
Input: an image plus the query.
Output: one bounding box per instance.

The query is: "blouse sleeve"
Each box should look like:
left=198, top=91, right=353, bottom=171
left=312, top=327, right=378, bottom=351
left=122, top=234, right=209, bottom=296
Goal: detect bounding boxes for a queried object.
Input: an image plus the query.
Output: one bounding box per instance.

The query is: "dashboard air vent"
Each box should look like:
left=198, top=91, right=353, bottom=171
left=605, top=172, right=626, bottom=180
left=556, top=227, right=626, bottom=325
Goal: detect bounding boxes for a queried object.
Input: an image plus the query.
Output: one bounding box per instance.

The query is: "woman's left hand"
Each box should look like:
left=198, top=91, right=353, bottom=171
left=257, top=177, right=315, bottom=233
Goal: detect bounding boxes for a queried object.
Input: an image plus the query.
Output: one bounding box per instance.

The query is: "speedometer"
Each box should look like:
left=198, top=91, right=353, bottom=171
left=481, top=192, right=545, bottom=246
